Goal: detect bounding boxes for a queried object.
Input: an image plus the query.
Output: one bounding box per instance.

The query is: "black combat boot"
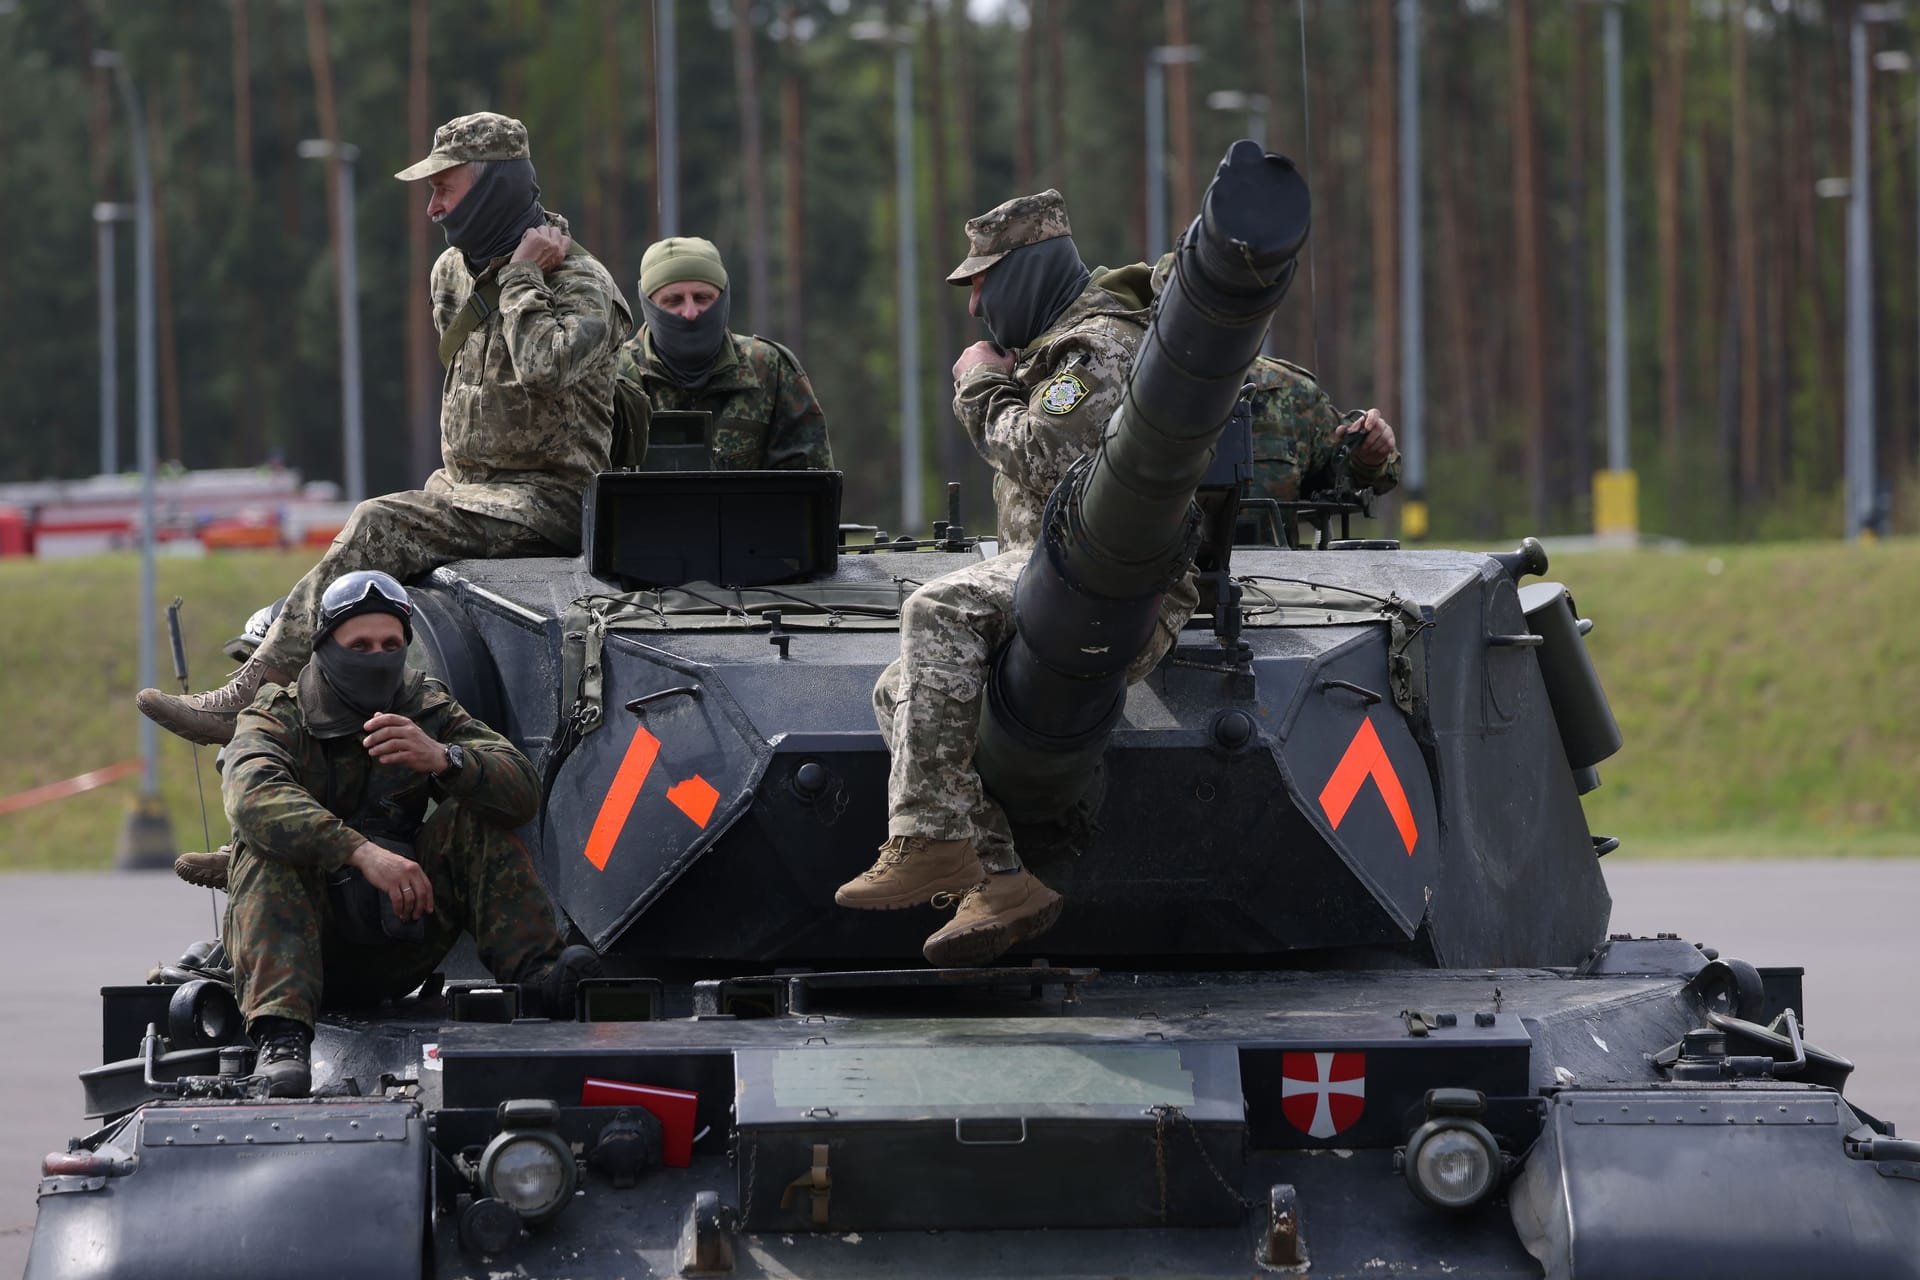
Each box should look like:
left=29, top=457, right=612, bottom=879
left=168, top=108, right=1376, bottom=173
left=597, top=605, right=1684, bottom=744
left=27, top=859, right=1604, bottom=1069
left=250, top=1016, right=313, bottom=1098
left=533, top=945, right=605, bottom=1020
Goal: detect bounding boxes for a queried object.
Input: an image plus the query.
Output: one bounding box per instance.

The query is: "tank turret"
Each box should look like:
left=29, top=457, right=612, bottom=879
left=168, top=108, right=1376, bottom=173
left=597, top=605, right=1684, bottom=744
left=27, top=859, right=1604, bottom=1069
left=977, top=139, right=1308, bottom=821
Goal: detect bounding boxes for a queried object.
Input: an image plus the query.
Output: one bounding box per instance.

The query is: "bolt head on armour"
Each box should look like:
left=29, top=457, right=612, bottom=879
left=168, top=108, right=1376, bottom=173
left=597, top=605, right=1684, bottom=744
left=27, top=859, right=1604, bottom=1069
left=946, top=188, right=1073, bottom=284
left=394, top=111, right=531, bottom=181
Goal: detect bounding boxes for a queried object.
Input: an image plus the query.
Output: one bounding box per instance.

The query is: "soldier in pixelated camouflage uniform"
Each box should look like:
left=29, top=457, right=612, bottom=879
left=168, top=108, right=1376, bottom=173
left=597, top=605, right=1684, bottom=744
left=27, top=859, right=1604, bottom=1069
left=837, top=190, right=1197, bottom=968
left=1147, top=253, right=1399, bottom=505
left=138, top=112, right=634, bottom=747
left=613, top=236, right=832, bottom=470
left=223, top=571, right=599, bottom=1097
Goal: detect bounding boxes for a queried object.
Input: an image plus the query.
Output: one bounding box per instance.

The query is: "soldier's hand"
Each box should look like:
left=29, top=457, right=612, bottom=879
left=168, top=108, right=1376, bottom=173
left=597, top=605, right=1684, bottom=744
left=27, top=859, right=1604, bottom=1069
left=953, top=341, right=1015, bottom=382
left=512, top=226, right=570, bottom=272
left=349, top=841, right=435, bottom=921
left=362, top=713, right=452, bottom=775
left=1336, top=408, right=1397, bottom=467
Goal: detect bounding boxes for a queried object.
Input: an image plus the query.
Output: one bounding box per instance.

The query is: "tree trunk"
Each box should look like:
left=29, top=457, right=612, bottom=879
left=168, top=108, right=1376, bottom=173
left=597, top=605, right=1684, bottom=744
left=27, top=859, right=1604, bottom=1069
left=407, top=0, right=438, bottom=485
left=600, top=0, right=626, bottom=291
left=1732, top=0, right=1761, bottom=504
left=1165, top=0, right=1196, bottom=230
left=780, top=3, right=806, bottom=352
left=1564, top=0, right=1595, bottom=517
left=1306, top=0, right=1341, bottom=390
left=1508, top=0, right=1549, bottom=528
left=952, top=0, right=977, bottom=215
left=731, top=0, right=772, bottom=336
left=1045, top=0, right=1067, bottom=188
left=643, top=0, right=660, bottom=242
left=1367, top=0, right=1397, bottom=419
left=1432, top=8, right=1479, bottom=446
left=925, top=2, right=966, bottom=485
left=1015, top=2, right=1035, bottom=190
left=231, top=0, right=253, bottom=186
left=147, top=97, right=186, bottom=467
left=1655, top=0, right=1687, bottom=471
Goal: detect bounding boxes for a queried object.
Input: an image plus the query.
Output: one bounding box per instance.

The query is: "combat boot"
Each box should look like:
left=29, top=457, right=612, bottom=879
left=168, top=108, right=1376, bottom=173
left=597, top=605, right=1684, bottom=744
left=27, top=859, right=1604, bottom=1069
left=173, top=845, right=232, bottom=891
left=532, top=945, right=605, bottom=1020
left=136, top=653, right=292, bottom=746
left=250, top=1016, right=312, bottom=1098
left=921, top=869, right=1064, bottom=967
left=834, top=836, right=985, bottom=910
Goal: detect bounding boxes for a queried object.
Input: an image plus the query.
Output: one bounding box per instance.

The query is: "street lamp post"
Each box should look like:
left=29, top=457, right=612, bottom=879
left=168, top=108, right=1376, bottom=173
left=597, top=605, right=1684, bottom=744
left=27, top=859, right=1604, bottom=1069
left=299, top=140, right=366, bottom=506
left=1595, top=0, right=1637, bottom=539
left=94, top=48, right=174, bottom=867
left=853, top=21, right=923, bottom=534
left=93, top=202, right=135, bottom=477
left=1203, top=89, right=1268, bottom=150
left=1396, top=0, right=1426, bottom=540
left=1146, top=45, right=1204, bottom=259
left=657, top=0, right=679, bottom=236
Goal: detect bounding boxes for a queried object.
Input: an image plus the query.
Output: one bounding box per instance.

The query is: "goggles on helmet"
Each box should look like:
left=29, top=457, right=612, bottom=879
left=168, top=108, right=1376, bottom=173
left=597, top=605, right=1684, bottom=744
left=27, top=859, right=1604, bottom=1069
left=316, top=570, right=414, bottom=643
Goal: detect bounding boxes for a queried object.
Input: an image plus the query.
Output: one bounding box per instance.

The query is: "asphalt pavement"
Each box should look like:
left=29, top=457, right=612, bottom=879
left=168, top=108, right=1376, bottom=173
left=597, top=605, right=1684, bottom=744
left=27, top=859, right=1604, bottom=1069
left=3, top=861, right=1916, bottom=1277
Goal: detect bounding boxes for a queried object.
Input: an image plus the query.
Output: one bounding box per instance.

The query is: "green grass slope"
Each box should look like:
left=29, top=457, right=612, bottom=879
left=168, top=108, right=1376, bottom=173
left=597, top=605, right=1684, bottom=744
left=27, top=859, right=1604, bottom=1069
left=0, top=541, right=1914, bottom=868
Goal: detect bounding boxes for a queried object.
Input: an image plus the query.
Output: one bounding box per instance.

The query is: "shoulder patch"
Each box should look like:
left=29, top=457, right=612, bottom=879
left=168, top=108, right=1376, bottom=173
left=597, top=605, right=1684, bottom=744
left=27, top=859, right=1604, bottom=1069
left=1039, top=371, right=1089, bottom=415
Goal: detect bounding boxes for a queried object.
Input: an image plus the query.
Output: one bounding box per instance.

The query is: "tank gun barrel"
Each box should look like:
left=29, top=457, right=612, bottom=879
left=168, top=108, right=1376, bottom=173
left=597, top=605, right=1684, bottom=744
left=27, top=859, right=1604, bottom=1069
left=977, top=139, right=1310, bottom=822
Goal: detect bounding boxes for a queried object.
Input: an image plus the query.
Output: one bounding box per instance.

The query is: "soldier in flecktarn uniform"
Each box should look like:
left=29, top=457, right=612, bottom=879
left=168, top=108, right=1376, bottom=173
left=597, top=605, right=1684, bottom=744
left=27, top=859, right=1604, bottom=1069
left=614, top=235, right=833, bottom=470
left=836, top=190, right=1197, bottom=967
left=222, top=570, right=600, bottom=1098
left=137, top=111, right=634, bottom=747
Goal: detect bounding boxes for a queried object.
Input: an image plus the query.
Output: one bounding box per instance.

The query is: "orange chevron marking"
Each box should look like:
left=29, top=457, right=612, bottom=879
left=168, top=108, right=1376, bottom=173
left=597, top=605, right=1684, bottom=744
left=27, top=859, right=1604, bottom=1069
left=584, top=725, right=660, bottom=870
left=1317, top=716, right=1418, bottom=855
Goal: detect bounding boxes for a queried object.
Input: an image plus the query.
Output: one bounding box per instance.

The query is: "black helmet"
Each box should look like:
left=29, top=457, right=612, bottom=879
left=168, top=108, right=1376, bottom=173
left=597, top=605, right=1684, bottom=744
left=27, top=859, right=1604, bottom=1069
left=314, top=570, right=414, bottom=646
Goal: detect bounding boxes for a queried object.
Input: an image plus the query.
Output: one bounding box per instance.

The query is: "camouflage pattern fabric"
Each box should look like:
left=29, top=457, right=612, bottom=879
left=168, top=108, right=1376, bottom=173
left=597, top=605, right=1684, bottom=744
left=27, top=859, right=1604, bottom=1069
left=874, top=551, right=1197, bottom=869
left=393, top=111, right=531, bottom=181
left=254, top=490, right=557, bottom=674
left=429, top=211, right=633, bottom=547
left=1247, top=356, right=1401, bottom=501
left=617, top=329, right=833, bottom=470
left=222, top=670, right=562, bottom=1028
left=947, top=188, right=1075, bottom=282
left=952, top=276, right=1153, bottom=550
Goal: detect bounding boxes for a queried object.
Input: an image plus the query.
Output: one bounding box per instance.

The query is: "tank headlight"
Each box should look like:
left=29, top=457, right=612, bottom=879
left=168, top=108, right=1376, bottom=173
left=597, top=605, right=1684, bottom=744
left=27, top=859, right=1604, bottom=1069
left=1400, top=1088, right=1503, bottom=1212
left=478, top=1100, right=577, bottom=1225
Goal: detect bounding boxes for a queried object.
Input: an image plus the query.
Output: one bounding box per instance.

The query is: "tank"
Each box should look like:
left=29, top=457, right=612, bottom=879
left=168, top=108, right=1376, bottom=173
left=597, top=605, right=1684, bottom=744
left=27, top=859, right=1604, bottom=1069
left=27, top=143, right=1920, bottom=1280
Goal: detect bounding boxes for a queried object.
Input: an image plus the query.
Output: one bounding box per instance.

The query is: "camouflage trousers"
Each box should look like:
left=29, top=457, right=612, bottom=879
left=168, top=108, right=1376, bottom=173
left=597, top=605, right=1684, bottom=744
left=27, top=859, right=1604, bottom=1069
left=872, top=550, right=1198, bottom=870
left=256, top=489, right=564, bottom=672
left=226, top=799, right=564, bottom=1029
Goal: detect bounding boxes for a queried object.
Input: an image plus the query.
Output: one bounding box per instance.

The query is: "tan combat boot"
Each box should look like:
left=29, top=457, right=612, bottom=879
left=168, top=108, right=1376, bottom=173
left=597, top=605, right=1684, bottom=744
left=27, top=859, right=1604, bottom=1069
left=135, top=653, right=291, bottom=746
left=834, top=836, right=985, bottom=910
left=174, top=846, right=232, bottom=891
left=921, top=869, right=1064, bottom=967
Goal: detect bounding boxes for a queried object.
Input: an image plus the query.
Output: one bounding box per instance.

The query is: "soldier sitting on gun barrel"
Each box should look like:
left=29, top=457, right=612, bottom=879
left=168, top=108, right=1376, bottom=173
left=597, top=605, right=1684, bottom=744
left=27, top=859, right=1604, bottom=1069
left=836, top=189, right=1191, bottom=966
left=222, top=570, right=601, bottom=1097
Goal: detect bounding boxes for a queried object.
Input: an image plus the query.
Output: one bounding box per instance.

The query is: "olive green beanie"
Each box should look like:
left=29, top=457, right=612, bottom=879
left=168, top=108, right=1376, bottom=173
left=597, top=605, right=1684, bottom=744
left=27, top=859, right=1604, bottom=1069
left=639, top=236, right=729, bottom=297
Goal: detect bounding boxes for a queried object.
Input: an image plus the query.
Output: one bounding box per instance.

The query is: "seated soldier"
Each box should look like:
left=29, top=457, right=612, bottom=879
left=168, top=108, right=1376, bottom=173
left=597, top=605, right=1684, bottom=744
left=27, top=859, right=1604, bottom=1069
left=223, top=570, right=600, bottom=1097
left=614, top=236, right=832, bottom=469
left=1149, top=253, right=1399, bottom=505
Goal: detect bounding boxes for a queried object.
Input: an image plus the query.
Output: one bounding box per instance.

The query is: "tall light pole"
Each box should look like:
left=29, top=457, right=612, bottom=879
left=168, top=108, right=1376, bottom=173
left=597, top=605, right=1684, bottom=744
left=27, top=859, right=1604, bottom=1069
left=1396, top=0, right=1426, bottom=540
left=93, top=202, right=135, bottom=477
left=1146, top=45, right=1203, bottom=259
left=299, top=140, right=366, bottom=505
left=1841, top=6, right=1904, bottom=539
left=853, top=21, right=923, bottom=533
left=1595, top=0, right=1636, bottom=539
left=95, top=47, right=174, bottom=866
left=1875, top=47, right=1917, bottom=518
left=657, top=0, right=680, bottom=236
left=1204, top=89, right=1268, bottom=150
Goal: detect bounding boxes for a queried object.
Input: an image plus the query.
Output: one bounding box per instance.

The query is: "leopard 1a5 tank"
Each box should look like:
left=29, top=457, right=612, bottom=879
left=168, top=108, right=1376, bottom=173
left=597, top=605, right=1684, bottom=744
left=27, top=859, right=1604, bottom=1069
left=28, top=141, right=1920, bottom=1280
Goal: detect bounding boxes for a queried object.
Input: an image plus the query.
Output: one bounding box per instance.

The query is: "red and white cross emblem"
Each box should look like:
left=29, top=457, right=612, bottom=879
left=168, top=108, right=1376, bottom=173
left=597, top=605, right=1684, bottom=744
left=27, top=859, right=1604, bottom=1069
left=1280, top=1051, right=1366, bottom=1139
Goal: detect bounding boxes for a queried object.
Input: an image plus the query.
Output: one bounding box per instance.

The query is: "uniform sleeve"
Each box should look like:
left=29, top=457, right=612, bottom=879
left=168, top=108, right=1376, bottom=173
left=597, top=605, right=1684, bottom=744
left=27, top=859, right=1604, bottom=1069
left=429, top=249, right=464, bottom=338
left=764, top=350, right=834, bottom=470
left=952, top=331, right=1128, bottom=500
left=221, top=700, right=364, bottom=872
left=495, top=257, right=633, bottom=391
left=1296, top=382, right=1401, bottom=496
left=430, top=695, right=542, bottom=828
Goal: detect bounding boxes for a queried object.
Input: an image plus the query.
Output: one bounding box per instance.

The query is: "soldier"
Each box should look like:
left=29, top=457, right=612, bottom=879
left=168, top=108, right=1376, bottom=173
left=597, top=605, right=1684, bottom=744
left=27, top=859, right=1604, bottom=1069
left=614, top=236, right=832, bottom=469
left=137, top=112, right=634, bottom=746
left=836, top=190, right=1196, bottom=967
left=223, top=571, right=600, bottom=1097
left=1148, top=252, right=1399, bottom=504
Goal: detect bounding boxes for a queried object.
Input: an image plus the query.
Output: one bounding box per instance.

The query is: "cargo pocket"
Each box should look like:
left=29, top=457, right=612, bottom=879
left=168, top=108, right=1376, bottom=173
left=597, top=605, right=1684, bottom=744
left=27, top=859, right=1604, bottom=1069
left=905, top=662, right=982, bottom=705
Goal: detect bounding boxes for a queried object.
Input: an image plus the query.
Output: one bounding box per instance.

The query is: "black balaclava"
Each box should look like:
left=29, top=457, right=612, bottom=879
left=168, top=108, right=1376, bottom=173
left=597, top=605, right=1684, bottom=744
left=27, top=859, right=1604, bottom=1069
left=976, top=235, right=1091, bottom=351
left=312, top=641, right=410, bottom=725
left=436, top=158, right=549, bottom=272
left=641, top=291, right=733, bottom=389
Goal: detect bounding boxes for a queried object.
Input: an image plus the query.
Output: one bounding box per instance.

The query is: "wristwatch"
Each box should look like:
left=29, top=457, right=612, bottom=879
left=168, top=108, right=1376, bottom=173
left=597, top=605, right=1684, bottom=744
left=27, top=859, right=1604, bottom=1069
left=436, top=742, right=468, bottom=781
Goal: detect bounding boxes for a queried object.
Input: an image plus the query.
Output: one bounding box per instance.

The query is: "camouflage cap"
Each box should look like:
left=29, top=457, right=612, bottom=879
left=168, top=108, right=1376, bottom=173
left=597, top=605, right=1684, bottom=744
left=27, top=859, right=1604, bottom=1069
left=393, top=112, right=531, bottom=182
left=945, top=189, right=1073, bottom=284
